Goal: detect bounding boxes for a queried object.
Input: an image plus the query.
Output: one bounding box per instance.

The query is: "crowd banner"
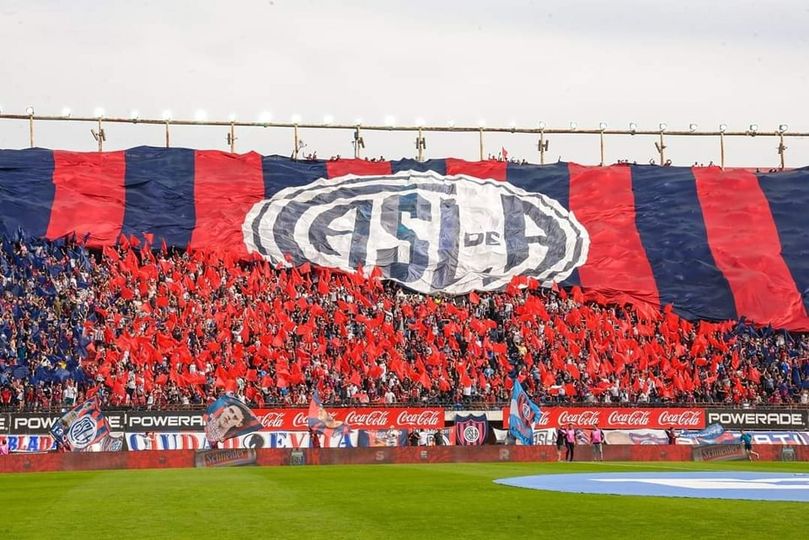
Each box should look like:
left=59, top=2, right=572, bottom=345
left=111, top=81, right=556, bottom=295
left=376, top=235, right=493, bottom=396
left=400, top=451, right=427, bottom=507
left=0, top=407, right=445, bottom=435
left=501, top=407, right=706, bottom=430
left=3, top=149, right=809, bottom=329
left=454, top=414, right=489, bottom=446
left=50, top=398, right=110, bottom=452
left=692, top=443, right=747, bottom=462
left=204, top=396, right=261, bottom=444
left=705, top=409, right=809, bottom=430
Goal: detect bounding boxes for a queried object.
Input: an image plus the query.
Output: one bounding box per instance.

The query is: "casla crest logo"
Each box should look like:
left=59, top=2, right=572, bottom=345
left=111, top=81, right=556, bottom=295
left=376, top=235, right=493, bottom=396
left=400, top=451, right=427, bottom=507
left=243, top=170, right=589, bottom=294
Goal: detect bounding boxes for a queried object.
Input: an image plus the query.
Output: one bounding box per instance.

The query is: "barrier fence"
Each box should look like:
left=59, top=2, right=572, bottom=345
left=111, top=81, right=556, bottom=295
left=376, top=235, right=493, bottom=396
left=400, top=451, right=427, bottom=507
left=0, top=112, right=805, bottom=167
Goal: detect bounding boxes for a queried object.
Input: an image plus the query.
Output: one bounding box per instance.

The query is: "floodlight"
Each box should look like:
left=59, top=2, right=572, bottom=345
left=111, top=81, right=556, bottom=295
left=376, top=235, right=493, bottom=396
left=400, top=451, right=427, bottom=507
left=538, top=121, right=546, bottom=130
left=26, top=106, right=35, bottom=115
left=778, top=124, right=788, bottom=133
left=384, top=115, right=396, bottom=127
left=291, top=113, right=302, bottom=124
left=629, top=122, right=637, bottom=132
left=749, top=123, right=758, bottom=133
left=598, top=122, right=607, bottom=131
left=569, top=121, right=577, bottom=130
left=93, top=107, right=105, bottom=119
left=719, top=123, right=727, bottom=133
left=161, top=110, right=173, bottom=121
left=194, top=109, right=208, bottom=122
left=61, top=107, right=71, bottom=118
left=689, top=123, right=698, bottom=132
left=659, top=122, right=667, bottom=132
left=323, top=114, right=334, bottom=125
left=129, top=110, right=140, bottom=120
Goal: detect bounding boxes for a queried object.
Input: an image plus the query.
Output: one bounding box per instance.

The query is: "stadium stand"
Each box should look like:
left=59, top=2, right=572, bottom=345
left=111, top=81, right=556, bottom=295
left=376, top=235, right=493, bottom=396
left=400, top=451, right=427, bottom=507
left=1, top=232, right=807, bottom=411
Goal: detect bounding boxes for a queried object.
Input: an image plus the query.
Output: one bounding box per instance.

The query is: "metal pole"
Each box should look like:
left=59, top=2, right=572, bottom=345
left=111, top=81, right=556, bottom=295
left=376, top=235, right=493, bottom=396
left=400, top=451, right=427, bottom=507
left=28, top=114, right=34, bottom=148
left=416, top=127, right=424, bottom=162
left=293, top=124, right=299, bottom=160
left=164, top=121, right=171, bottom=148
left=599, top=131, right=605, bottom=166
left=539, top=131, right=545, bottom=165
left=720, top=132, right=725, bottom=169
left=778, top=133, right=786, bottom=170
left=229, top=122, right=236, bottom=153
left=97, top=118, right=103, bottom=152
left=479, top=128, right=484, bottom=161
left=658, top=132, right=665, bottom=165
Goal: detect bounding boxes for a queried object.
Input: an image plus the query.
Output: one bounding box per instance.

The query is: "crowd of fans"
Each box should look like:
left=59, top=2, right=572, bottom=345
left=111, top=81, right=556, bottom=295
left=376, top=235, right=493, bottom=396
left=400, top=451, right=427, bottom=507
left=1, top=232, right=808, bottom=411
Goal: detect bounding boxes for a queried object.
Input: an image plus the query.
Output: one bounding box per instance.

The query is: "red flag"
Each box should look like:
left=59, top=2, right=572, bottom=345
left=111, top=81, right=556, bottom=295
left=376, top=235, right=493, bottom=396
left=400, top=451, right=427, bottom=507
left=468, top=290, right=480, bottom=305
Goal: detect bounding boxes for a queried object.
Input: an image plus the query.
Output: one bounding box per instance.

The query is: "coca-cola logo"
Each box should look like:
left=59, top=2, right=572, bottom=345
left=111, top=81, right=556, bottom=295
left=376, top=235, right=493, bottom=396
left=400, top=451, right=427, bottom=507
left=396, top=410, right=441, bottom=427
left=607, top=411, right=651, bottom=427
left=558, top=411, right=601, bottom=426
left=657, top=410, right=702, bottom=427
left=345, top=410, right=390, bottom=427
left=259, top=412, right=288, bottom=428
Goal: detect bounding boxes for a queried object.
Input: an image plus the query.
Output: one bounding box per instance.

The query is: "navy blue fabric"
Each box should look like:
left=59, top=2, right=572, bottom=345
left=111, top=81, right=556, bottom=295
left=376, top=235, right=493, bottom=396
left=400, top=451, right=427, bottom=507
left=122, top=147, right=196, bottom=247
left=758, top=167, right=809, bottom=315
left=391, top=158, right=447, bottom=175
left=631, top=165, right=736, bottom=320
left=506, top=162, right=580, bottom=286
left=0, top=148, right=55, bottom=238
left=262, top=156, right=327, bottom=198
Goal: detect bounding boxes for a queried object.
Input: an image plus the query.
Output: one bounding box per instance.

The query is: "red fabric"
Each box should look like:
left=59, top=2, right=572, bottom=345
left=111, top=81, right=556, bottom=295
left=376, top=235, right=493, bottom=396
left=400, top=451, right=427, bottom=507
left=188, top=150, right=264, bottom=256
left=445, top=158, right=507, bottom=181
left=694, top=167, right=809, bottom=329
left=47, top=150, right=126, bottom=245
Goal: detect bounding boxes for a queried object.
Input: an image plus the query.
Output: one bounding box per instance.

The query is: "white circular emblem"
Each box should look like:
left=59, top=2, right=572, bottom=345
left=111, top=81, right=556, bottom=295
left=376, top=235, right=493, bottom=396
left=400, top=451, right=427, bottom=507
left=243, top=170, right=589, bottom=294
left=463, top=425, right=481, bottom=443
left=68, top=417, right=98, bottom=449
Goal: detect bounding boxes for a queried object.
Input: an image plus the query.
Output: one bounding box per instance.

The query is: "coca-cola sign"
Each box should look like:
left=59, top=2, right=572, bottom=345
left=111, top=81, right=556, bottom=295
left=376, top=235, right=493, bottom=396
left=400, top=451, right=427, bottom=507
left=252, top=408, right=444, bottom=431
left=503, top=407, right=706, bottom=430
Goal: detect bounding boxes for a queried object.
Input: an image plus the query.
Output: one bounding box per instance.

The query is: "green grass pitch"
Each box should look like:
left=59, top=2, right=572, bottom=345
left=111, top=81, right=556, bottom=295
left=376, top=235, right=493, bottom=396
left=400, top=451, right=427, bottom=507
left=1, top=461, right=807, bottom=539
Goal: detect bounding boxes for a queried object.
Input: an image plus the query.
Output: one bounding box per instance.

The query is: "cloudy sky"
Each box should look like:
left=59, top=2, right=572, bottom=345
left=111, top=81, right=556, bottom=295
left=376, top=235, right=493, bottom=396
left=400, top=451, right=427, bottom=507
left=1, top=0, right=807, bottom=166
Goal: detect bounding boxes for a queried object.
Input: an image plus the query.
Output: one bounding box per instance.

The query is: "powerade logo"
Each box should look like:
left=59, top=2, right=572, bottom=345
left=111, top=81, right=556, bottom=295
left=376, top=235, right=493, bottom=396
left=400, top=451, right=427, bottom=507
left=706, top=410, right=807, bottom=429
left=243, top=171, right=589, bottom=294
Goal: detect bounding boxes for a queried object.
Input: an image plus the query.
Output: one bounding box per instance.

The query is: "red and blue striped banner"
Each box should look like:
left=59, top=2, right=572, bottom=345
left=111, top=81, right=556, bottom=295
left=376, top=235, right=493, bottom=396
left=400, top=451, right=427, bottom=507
left=1, top=146, right=807, bottom=330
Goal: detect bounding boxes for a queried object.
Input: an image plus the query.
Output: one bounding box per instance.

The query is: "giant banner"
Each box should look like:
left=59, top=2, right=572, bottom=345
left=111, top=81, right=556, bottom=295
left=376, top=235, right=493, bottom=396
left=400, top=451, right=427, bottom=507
left=2, top=148, right=809, bottom=328
left=502, top=407, right=706, bottom=430
left=0, top=407, right=444, bottom=434
left=705, top=409, right=809, bottom=430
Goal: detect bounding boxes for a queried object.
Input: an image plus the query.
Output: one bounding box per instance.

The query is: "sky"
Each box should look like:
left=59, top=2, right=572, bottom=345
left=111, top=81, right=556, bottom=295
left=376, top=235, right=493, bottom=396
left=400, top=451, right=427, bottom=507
left=1, top=0, right=807, bottom=166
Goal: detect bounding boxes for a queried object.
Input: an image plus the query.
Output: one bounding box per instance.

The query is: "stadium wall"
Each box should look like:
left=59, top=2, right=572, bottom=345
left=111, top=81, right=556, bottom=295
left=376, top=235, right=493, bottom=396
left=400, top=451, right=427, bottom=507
left=2, top=445, right=807, bottom=474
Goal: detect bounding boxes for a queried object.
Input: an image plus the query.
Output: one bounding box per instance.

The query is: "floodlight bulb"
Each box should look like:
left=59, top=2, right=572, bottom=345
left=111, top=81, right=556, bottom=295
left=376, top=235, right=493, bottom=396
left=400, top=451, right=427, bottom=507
left=354, top=118, right=363, bottom=125
left=227, top=112, right=237, bottom=122
left=538, top=121, right=546, bottom=130
left=569, top=121, right=577, bottom=130
left=598, top=122, right=607, bottom=131
left=384, top=115, right=396, bottom=127
left=477, top=119, right=487, bottom=127
left=0, top=104, right=4, bottom=115
left=447, top=120, right=456, bottom=127
left=629, top=122, right=638, bottom=132
left=194, top=109, right=208, bottom=121
left=659, top=122, right=667, bottom=131
left=323, top=114, right=334, bottom=125
left=61, top=107, right=71, bottom=118
left=161, top=110, right=173, bottom=121
left=416, top=117, right=426, bottom=127
left=25, top=106, right=35, bottom=115
left=258, top=111, right=272, bottom=123
left=749, top=123, right=758, bottom=132
left=129, top=110, right=140, bottom=120
left=509, top=120, right=517, bottom=128
left=719, top=123, right=727, bottom=133
left=93, top=107, right=105, bottom=119
left=689, top=123, right=698, bottom=132
left=779, top=124, right=788, bottom=133
left=291, top=113, right=302, bottom=124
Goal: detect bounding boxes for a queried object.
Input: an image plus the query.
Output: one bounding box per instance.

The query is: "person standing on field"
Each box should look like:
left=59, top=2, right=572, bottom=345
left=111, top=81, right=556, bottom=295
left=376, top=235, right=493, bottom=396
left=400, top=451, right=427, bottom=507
left=555, top=426, right=566, bottom=462
left=591, top=425, right=604, bottom=461
left=564, top=423, right=576, bottom=462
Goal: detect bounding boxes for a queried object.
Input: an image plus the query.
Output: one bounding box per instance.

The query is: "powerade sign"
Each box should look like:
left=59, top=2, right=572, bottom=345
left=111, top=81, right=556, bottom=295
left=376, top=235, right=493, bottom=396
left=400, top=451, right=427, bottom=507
left=5, top=411, right=204, bottom=434
left=706, top=409, right=809, bottom=430
left=243, top=171, right=589, bottom=294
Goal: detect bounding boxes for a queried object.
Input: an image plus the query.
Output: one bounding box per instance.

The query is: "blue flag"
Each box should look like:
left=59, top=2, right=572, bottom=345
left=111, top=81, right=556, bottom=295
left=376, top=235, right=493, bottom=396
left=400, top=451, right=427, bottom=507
left=508, top=379, right=541, bottom=445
